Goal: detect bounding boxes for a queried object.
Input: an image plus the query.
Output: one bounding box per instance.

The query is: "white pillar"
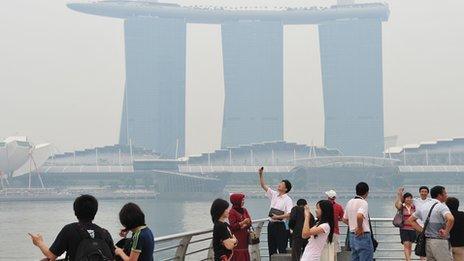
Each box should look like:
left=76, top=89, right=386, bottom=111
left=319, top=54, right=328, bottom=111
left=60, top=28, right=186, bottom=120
left=250, top=149, right=254, bottom=166
left=95, top=148, right=99, bottom=172
left=271, top=149, right=275, bottom=165
left=403, top=149, right=407, bottom=165
left=293, top=149, right=296, bottom=166
left=448, top=149, right=452, bottom=165
left=425, top=149, right=429, bottom=166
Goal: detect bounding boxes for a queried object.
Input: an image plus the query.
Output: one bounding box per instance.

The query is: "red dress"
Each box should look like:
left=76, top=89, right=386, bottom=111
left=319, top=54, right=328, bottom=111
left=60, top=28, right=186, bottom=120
left=228, top=208, right=251, bottom=261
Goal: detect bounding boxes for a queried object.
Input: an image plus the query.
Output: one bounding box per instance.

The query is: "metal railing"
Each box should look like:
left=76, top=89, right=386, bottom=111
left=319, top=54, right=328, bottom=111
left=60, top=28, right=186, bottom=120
left=153, top=218, right=418, bottom=261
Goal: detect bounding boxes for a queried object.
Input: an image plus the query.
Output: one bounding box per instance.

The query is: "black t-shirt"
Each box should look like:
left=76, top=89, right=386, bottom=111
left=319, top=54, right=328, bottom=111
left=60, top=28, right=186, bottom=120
left=49, top=222, right=115, bottom=260
left=450, top=211, right=464, bottom=247
left=289, top=206, right=315, bottom=238
left=213, top=221, right=232, bottom=261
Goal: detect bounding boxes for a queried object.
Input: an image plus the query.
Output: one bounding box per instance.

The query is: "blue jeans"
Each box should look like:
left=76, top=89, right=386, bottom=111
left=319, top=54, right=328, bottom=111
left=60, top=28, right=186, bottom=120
left=350, top=232, right=374, bottom=261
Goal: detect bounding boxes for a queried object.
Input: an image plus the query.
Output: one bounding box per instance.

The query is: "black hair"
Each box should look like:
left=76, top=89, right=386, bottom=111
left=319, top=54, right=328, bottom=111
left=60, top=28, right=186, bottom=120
left=210, top=198, right=229, bottom=223
left=282, top=179, right=292, bottom=193
left=446, top=197, right=459, bottom=212
left=316, top=200, right=334, bottom=243
left=119, top=202, right=146, bottom=230
left=431, top=186, right=446, bottom=199
left=356, top=182, right=369, bottom=196
left=419, top=186, right=429, bottom=193
left=74, top=194, right=98, bottom=223
left=403, top=192, right=413, bottom=201
left=296, top=199, right=307, bottom=207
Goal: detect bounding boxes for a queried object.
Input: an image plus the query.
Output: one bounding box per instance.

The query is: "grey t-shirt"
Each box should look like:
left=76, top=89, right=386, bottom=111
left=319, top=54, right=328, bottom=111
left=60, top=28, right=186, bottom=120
left=412, top=199, right=451, bottom=239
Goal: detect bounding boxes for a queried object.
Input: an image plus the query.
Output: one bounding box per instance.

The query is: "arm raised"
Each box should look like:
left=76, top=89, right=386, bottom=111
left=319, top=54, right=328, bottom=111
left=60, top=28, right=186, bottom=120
left=301, top=206, right=326, bottom=239
left=394, top=187, right=404, bottom=210
left=258, top=167, right=269, bottom=192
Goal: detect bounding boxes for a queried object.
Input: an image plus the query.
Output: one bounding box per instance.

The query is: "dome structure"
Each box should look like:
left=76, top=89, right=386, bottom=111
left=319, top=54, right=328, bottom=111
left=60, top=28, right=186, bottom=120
left=0, top=137, right=52, bottom=179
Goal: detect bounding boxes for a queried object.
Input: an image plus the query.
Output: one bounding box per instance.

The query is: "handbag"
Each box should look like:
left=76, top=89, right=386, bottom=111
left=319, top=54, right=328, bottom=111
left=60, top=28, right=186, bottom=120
left=415, top=202, right=438, bottom=257
left=392, top=206, right=404, bottom=228
left=248, top=226, right=260, bottom=245
left=268, top=208, right=285, bottom=220
left=115, top=238, right=133, bottom=261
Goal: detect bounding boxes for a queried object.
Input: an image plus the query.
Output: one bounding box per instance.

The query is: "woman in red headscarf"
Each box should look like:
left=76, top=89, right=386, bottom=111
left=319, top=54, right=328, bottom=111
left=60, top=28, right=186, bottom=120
left=228, top=193, right=252, bottom=261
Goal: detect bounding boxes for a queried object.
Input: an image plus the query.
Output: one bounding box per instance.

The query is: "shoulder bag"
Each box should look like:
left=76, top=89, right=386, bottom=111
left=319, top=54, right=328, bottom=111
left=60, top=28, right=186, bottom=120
left=414, top=202, right=438, bottom=257
left=368, top=214, right=378, bottom=252
left=393, top=205, right=404, bottom=228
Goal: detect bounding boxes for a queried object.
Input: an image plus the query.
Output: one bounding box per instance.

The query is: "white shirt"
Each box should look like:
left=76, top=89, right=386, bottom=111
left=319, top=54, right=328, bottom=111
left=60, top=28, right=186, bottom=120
left=413, top=197, right=432, bottom=226
left=266, top=188, right=293, bottom=221
left=343, top=198, right=370, bottom=232
left=301, top=223, right=330, bottom=261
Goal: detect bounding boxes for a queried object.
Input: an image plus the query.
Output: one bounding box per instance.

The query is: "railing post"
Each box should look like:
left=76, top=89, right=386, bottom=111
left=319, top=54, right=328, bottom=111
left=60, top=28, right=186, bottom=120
left=175, top=235, right=193, bottom=261
left=207, top=239, right=214, bottom=260
left=250, top=220, right=266, bottom=261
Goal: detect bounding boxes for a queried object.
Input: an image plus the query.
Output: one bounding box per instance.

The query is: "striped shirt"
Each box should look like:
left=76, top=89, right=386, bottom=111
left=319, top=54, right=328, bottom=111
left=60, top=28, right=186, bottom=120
left=401, top=204, right=415, bottom=230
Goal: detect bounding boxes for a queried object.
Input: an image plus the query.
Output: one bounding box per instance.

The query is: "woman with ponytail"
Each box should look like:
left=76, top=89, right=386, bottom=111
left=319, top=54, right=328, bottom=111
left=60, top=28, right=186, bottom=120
left=301, top=200, right=335, bottom=261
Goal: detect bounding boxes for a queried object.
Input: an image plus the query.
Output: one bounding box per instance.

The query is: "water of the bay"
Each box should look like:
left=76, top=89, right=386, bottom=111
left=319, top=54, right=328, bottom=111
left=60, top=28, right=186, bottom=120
left=1, top=194, right=461, bottom=260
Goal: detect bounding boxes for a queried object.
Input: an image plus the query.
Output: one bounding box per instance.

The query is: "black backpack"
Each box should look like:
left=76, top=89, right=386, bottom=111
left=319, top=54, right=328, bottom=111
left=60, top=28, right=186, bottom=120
left=73, top=224, right=113, bottom=261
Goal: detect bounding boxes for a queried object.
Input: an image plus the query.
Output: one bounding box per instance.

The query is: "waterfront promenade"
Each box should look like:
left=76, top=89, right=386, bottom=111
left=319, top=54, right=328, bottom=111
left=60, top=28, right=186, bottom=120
left=153, top=217, right=420, bottom=261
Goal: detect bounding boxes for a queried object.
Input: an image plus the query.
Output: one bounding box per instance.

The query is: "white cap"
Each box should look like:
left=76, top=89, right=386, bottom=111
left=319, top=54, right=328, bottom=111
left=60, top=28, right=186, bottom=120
left=325, top=190, right=337, bottom=199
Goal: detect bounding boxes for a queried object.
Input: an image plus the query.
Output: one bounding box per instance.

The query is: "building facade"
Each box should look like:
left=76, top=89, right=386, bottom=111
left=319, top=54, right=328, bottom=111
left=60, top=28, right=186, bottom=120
left=68, top=2, right=390, bottom=158
left=221, top=21, right=284, bottom=148
left=319, top=19, right=385, bottom=156
left=119, top=17, right=186, bottom=158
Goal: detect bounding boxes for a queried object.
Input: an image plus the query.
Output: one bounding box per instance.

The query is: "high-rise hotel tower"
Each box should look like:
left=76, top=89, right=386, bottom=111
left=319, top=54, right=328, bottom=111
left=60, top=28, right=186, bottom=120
left=68, top=1, right=389, bottom=157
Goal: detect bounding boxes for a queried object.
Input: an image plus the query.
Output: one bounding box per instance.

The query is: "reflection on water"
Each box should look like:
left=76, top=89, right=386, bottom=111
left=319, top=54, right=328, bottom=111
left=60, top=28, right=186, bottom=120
left=0, top=195, right=455, bottom=260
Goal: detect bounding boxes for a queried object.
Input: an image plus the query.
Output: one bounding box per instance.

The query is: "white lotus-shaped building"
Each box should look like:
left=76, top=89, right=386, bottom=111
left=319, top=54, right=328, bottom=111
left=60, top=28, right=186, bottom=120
left=0, top=137, right=52, bottom=179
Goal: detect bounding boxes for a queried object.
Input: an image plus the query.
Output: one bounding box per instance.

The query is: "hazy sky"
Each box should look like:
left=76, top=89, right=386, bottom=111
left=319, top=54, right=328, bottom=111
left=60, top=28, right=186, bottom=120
left=1, top=0, right=463, bottom=156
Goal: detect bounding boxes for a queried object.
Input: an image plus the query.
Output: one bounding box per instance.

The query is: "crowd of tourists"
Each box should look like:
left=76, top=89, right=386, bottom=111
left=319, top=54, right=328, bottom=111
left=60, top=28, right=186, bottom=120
left=394, top=185, right=464, bottom=261
left=211, top=167, right=464, bottom=261
left=28, top=166, right=464, bottom=261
